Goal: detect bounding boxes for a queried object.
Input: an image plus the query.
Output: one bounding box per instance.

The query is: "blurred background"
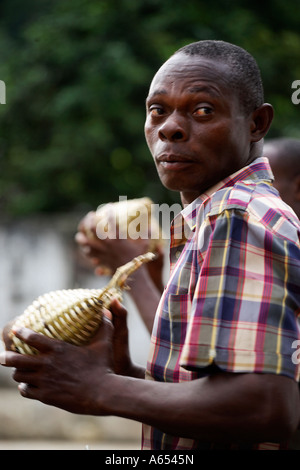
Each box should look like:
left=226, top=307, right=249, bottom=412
left=0, top=0, right=300, bottom=450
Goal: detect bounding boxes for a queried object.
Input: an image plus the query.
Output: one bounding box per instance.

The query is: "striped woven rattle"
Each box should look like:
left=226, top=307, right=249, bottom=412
left=87, top=197, right=165, bottom=275
left=10, top=252, right=155, bottom=355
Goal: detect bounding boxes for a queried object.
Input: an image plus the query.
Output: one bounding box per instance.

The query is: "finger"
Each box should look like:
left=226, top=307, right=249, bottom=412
left=18, top=383, right=38, bottom=400
left=102, top=307, right=113, bottom=322
left=13, top=369, right=39, bottom=385
left=75, top=233, right=99, bottom=255
left=76, top=232, right=104, bottom=251
left=0, top=350, right=40, bottom=369
left=110, top=298, right=128, bottom=327
left=88, top=313, right=114, bottom=349
left=11, top=327, right=63, bottom=354
left=1, top=320, right=16, bottom=351
left=75, top=231, right=89, bottom=245
left=109, top=299, right=129, bottom=343
left=77, top=211, right=96, bottom=232
left=82, top=212, right=98, bottom=238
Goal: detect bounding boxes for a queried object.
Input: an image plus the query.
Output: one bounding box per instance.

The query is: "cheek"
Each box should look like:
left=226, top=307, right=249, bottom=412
left=144, top=121, right=154, bottom=151
left=193, top=124, right=234, bottom=160
left=209, top=125, right=248, bottom=164
left=193, top=119, right=231, bottom=145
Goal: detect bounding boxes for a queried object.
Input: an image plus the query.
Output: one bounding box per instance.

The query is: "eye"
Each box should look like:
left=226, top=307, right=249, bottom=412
left=149, top=105, right=165, bottom=116
left=193, top=106, right=213, bottom=116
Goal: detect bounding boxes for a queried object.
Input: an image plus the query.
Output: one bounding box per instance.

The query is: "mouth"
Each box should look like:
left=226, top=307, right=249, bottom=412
left=156, top=154, right=196, bottom=170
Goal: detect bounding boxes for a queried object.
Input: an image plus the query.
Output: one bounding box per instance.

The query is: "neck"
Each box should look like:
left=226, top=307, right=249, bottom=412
left=249, top=140, right=264, bottom=161
left=180, top=155, right=262, bottom=207
left=180, top=191, right=201, bottom=206
left=179, top=143, right=264, bottom=207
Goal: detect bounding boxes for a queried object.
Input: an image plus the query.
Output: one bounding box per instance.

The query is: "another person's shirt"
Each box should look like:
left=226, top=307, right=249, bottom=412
left=142, top=157, right=300, bottom=450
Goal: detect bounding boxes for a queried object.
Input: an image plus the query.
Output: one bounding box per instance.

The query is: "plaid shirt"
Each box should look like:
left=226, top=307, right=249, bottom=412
left=142, top=157, right=300, bottom=450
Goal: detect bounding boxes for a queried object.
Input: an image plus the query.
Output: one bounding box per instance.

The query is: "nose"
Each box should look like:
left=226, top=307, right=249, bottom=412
left=158, top=113, right=188, bottom=142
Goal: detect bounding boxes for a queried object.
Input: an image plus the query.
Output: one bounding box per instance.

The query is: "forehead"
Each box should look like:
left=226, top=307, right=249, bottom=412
left=147, top=53, right=234, bottom=100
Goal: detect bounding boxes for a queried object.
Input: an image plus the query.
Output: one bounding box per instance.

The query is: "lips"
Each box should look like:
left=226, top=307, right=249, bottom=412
left=156, top=153, right=196, bottom=170
left=157, top=153, right=195, bottom=163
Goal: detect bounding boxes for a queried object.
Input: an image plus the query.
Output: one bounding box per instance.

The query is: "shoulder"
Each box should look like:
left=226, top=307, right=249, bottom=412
left=199, top=181, right=300, bottom=245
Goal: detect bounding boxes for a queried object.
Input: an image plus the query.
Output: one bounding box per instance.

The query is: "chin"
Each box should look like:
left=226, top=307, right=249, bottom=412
left=160, top=179, right=185, bottom=192
left=160, top=177, right=200, bottom=194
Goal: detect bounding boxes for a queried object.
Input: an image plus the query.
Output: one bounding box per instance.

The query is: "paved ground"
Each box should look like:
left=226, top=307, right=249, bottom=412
left=0, top=440, right=140, bottom=450
left=0, top=382, right=141, bottom=450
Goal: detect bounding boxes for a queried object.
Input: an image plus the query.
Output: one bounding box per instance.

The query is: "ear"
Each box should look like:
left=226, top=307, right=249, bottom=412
left=249, top=103, right=274, bottom=142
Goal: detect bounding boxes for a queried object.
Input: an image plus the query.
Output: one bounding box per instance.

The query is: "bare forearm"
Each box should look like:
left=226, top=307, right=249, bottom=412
left=100, top=372, right=299, bottom=444
left=123, top=362, right=146, bottom=380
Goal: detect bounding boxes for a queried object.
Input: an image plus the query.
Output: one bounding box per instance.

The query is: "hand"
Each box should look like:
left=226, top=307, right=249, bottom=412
left=76, top=211, right=149, bottom=269
left=0, top=315, right=116, bottom=415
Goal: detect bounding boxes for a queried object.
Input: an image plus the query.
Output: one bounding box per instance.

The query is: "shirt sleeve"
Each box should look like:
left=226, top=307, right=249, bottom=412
left=179, top=208, right=300, bottom=380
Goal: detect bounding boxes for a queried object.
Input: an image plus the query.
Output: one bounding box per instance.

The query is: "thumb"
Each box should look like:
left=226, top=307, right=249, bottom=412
left=109, top=298, right=128, bottom=329
left=87, top=308, right=114, bottom=349
left=109, top=299, right=130, bottom=346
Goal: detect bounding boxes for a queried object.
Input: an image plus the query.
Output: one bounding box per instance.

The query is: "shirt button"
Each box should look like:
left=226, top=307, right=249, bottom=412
left=175, top=250, right=181, bottom=259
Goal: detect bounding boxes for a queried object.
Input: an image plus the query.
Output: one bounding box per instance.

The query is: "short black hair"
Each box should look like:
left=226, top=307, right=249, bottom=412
left=175, top=40, right=264, bottom=115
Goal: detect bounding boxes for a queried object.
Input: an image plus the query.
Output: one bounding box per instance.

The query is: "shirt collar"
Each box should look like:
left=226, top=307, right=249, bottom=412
left=181, top=157, right=274, bottom=230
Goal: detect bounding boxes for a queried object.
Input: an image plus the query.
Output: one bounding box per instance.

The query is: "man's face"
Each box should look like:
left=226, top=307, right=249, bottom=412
left=145, top=53, right=254, bottom=203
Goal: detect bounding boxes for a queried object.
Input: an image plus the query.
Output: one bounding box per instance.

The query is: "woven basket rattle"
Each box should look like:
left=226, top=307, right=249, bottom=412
left=10, top=252, right=155, bottom=355
left=86, top=197, right=164, bottom=275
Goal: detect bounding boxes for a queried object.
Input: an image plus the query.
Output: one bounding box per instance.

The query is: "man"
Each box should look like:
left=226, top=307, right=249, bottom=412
left=2, top=40, right=300, bottom=450
left=264, top=137, right=300, bottom=219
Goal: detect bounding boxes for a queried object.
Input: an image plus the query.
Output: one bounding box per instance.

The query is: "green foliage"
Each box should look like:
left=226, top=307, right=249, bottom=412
left=0, top=0, right=300, bottom=215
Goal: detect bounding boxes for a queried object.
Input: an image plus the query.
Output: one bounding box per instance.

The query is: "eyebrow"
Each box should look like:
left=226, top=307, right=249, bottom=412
left=187, top=85, right=221, bottom=97
left=146, top=85, right=221, bottom=102
left=146, top=89, right=167, bottom=102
